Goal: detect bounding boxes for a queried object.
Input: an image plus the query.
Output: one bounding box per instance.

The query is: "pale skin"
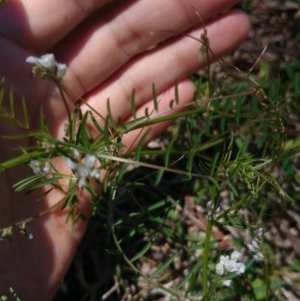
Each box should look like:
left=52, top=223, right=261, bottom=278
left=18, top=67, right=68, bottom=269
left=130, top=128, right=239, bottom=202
left=0, top=0, right=250, bottom=300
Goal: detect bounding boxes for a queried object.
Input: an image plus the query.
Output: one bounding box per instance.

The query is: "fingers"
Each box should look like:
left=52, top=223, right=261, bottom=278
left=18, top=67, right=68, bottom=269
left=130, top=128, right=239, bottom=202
left=0, top=0, right=110, bottom=51
left=46, top=9, right=249, bottom=136
left=55, top=0, right=241, bottom=96
left=81, top=10, right=250, bottom=121
left=0, top=0, right=238, bottom=52
left=70, top=10, right=249, bottom=151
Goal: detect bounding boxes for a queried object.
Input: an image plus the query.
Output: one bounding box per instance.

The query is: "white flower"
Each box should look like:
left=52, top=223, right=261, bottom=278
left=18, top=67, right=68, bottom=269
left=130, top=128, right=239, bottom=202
left=215, top=263, right=224, bottom=275
left=66, top=153, right=99, bottom=188
left=30, top=160, right=42, bottom=174
left=78, top=177, right=87, bottom=188
left=25, top=56, right=37, bottom=64
left=42, top=164, right=50, bottom=173
left=84, top=153, right=97, bottom=168
left=26, top=53, right=55, bottom=70
left=26, top=53, right=67, bottom=79
left=207, top=200, right=213, bottom=209
left=231, top=251, right=241, bottom=261
left=224, top=260, right=237, bottom=273
left=247, top=237, right=264, bottom=262
left=77, top=164, right=92, bottom=178
left=222, top=280, right=232, bottom=287
left=206, top=200, right=221, bottom=220
left=220, top=255, right=229, bottom=264
left=215, top=250, right=245, bottom=277
left=66, top=157, right=78, bottom=170
left=236, top=262, right=246, bottom=274
left=253, top=253, right=264, bottom=261
left=30, top=160, right=50, bottom=174
left=251, top=239, right=259, bottom=250
left=90, top=169, right=100, bottom=178
left=56, top=62, right=67, bottom=78
left=247, top=244, right=256, bottom=253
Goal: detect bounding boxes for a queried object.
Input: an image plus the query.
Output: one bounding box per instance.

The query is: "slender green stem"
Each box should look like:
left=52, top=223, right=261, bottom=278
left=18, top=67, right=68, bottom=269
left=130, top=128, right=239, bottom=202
left=202, top=219, right=213, bottom=297
left=264, top=260, right=270, bottom=301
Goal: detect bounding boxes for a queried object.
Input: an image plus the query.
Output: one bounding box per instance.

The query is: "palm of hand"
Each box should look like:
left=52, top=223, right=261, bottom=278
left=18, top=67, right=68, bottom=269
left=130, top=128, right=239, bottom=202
left=0, top=0, right=249, bottom=300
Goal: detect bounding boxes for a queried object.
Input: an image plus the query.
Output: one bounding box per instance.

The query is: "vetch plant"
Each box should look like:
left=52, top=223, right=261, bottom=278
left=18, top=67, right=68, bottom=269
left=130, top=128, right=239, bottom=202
left=0, top=5, right=299, bottom=300
left=215, top=250, right=246, bottom=277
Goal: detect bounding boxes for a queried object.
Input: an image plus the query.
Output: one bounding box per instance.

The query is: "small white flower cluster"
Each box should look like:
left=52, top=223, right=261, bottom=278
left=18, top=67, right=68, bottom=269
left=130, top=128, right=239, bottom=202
left=215, top=250, right=245, bottom=287
left=30, top=160, right=50, bottom=174
left=247, top=228, right=264, bottom=262
left=26, top=53, right=66, bottom=80
left=206, top=200, right=220, bottom=220
left=66, top=150, right=99, bottom=188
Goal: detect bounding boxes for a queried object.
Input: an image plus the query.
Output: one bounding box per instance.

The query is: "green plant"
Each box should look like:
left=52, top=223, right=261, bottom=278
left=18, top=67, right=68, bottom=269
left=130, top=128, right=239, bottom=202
left=1, top=4, right=300, bottom=301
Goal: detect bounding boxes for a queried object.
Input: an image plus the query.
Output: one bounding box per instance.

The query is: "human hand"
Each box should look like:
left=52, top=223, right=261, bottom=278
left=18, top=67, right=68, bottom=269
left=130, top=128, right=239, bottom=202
left=0, top=0, right=249, bottom=299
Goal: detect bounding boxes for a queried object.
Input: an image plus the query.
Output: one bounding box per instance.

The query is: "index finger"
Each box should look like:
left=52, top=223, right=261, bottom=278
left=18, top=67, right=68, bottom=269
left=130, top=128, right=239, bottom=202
left=0, top=0, right=110, bottom=51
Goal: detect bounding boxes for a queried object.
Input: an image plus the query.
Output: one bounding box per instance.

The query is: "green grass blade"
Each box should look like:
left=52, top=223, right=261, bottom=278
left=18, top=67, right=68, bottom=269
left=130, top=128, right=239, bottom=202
left=131, top=234, right=158, bottom=262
